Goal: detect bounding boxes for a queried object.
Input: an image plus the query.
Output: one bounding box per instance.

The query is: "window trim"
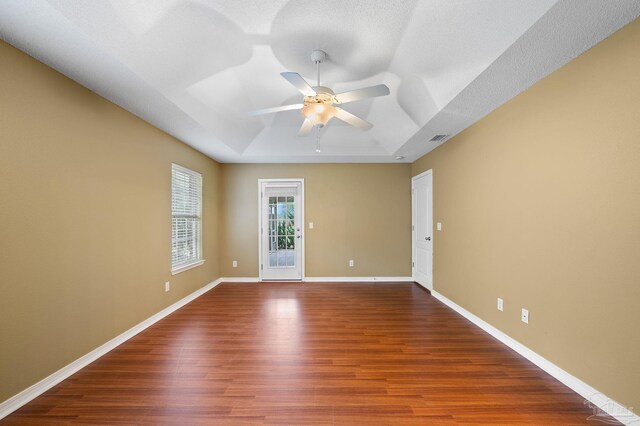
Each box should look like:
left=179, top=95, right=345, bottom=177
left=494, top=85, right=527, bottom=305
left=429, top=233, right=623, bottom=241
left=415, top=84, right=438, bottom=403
left=171, top=259, right=206, bottom=276
left=171, top=163, right=204, bottom=274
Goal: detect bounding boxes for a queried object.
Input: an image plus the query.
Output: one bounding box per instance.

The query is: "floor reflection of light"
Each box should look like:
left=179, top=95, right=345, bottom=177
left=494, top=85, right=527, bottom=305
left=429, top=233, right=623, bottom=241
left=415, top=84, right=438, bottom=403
left=266, top=297, right=299, bottom=318
left=264, top=297, right=300, bottom=354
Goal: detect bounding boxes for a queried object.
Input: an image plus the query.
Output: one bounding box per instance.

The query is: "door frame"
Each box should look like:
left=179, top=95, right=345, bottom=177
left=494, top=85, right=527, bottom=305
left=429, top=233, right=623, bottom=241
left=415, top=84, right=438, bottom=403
left=411, top=169, right=433, bottom=290
left=258, top=178, right=305, bottom=282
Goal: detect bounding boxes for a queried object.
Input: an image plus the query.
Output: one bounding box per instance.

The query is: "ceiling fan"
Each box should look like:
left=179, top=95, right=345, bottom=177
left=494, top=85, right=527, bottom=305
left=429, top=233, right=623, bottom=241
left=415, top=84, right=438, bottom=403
left=248, top=50, right=390, bottom=136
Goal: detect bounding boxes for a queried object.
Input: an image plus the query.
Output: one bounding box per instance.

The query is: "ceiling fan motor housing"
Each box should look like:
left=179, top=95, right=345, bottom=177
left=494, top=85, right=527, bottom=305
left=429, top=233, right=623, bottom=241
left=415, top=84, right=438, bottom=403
left=306, top=86, right=335, bottom=102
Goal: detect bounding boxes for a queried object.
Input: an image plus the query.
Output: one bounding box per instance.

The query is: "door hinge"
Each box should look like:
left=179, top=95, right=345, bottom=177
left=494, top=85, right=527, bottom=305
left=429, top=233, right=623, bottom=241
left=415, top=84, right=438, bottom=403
left=412, top=225, right=414, bottom=231
left=412, top=262, right=415, bottom=267
left=261, top=264, right=263, bottom=270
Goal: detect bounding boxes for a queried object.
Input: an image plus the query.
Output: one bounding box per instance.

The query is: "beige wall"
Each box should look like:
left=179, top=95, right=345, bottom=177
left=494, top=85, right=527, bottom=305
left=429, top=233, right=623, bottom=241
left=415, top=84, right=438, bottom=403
left=220, top=163, right=411, bottom=278
left=412, top=19, right=640, bottom=410
left=0, top=40, right=221, bottom=402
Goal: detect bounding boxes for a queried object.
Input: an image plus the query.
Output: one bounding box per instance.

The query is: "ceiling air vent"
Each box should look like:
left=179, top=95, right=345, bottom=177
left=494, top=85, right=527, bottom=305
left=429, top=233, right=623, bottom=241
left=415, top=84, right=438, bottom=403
left=429, top=134, right=449, bottom=142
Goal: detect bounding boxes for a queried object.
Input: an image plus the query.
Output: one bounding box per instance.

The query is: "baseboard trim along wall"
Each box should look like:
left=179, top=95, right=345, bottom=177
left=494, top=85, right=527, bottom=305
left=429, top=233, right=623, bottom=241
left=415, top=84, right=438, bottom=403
left=431, top=290, right=639, bottom=426
left=220, top=277, right=260, bottom=282
left=0, top=278, right=224, bottom=420
left=221, top=277, right=414, bottom=283
left=304, top=276, right=414, bottom=282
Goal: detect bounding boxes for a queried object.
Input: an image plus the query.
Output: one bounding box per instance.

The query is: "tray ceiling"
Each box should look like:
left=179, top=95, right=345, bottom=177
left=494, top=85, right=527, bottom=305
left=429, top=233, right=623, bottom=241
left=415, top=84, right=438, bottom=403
left=1, top=1, right=639, bottom=163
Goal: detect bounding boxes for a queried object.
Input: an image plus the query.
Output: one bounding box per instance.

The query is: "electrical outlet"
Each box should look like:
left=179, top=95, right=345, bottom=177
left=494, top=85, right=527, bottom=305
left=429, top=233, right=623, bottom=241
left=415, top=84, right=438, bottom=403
left=232, top=260, right=237, bottom=268
left=497, top=298, right=504, bottom=312
left=309, top=222, right=314, bottom=229
left=165, top=281, right=170, bottom=292
left=521, top=308, right=529, bottom=324
left=349, top=259, right=354, bottom=267
left=437, top=222, right=442, bottom=231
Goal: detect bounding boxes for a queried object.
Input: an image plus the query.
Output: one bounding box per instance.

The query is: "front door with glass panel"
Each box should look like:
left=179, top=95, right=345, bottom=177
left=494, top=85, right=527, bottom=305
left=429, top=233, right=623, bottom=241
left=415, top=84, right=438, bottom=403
left=260, top=180, right=304, bottom=280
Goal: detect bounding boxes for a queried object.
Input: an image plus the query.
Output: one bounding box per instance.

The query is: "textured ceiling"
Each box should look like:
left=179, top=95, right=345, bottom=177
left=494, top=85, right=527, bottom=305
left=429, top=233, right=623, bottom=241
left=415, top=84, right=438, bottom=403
left=1, top=1, right=639, bottom=163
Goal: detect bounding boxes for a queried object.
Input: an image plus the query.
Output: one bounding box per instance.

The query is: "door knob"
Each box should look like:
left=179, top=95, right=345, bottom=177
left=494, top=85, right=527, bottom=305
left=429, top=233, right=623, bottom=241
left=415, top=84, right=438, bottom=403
left=425, top=236, right=431, bottom=241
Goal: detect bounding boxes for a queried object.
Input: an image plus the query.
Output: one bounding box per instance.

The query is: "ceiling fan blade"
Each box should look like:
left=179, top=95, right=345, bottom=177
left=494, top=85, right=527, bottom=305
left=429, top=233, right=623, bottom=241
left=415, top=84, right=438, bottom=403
left=248, top=103, right=303, bottom=117
left=281, top=72, right=317, bottom=97
left=297, top=119, right=314, bottom=137
left=334, top=108, right=373, bottom=131
left=334, top=84, right=390, bottom=104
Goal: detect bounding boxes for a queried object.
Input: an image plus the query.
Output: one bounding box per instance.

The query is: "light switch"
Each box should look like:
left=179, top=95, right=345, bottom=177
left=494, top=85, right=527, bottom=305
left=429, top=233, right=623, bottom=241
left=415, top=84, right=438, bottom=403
left=309, top=222, right=314, bottom=229
left=437, top=222, right=442, bottom=231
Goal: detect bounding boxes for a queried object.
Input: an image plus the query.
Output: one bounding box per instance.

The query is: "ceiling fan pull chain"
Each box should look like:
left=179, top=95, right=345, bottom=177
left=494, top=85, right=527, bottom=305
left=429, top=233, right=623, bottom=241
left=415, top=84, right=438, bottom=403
left=315, top=126, right=321, bottom=153
left=316, top=60, right=320, bottom=87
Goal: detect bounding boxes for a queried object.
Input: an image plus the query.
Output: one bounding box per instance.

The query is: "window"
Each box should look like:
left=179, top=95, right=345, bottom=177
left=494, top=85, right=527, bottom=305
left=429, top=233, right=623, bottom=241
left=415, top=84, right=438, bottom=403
left=171, top=164, right=203, bottom=273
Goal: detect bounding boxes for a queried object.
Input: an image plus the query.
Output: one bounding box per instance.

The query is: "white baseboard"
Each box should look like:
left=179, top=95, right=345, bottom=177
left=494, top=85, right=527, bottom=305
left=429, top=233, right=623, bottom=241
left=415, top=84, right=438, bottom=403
left=220, top=277, right=260, bottom=282
left=0, top=278, right=223, bottom=421
left=431, top=290, right=639, bottom=426
left=304, top=276, right=414, bottom=283
left=220, top=277, right=414, bottom=283
left=413, top=281, right=433, bottom=291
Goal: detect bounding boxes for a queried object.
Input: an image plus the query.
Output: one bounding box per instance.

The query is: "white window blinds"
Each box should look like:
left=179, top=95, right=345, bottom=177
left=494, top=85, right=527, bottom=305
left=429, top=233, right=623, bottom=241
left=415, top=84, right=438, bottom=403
left=171, top=164, right=202, bottom=272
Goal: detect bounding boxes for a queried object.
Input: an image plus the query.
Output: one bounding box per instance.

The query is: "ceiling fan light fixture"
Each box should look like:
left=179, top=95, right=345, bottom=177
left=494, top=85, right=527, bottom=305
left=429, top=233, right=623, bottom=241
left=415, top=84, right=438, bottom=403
left=248, top=50, right=389, bottom=136
left=301, top=102, right=336, bottom=126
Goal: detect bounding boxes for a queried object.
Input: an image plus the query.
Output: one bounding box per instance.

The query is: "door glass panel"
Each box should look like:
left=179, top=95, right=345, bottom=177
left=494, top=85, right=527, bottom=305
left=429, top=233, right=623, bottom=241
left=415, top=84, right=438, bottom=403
left=286, top=249, right=295, bottom=266
left=267, top=194, right=296, bottom=268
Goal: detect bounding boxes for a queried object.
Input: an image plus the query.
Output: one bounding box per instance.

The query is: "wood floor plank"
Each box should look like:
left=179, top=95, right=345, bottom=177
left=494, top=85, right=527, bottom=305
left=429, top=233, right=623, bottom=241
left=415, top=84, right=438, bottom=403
left=2, top=282, right=617, bottom=425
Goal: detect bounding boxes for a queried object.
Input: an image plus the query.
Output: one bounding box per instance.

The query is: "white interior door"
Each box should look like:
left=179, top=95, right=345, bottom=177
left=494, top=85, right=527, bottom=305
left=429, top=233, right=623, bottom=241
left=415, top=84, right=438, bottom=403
left=260, top=180, right=304, bottom=281
left=412, top=171, right=433, bottom=289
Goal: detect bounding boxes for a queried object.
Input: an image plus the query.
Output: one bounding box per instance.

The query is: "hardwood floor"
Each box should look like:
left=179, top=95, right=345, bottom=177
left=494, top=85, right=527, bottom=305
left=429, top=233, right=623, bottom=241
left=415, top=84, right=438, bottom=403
left=4, top=282, right=615, bottom=425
